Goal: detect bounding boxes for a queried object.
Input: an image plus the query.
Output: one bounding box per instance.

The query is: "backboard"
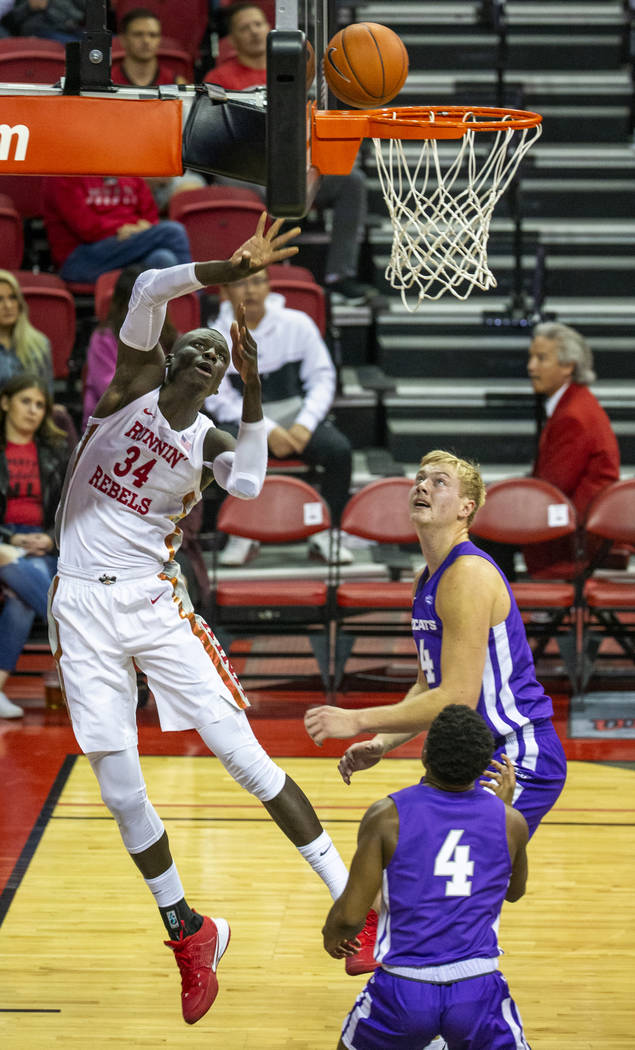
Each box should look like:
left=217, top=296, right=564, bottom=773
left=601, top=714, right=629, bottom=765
left=266, top=0, right=333, bottom=218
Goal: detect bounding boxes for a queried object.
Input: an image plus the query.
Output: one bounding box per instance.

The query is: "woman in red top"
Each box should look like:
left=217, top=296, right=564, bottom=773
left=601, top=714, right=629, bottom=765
left=0, top=374, right=68, bottom=718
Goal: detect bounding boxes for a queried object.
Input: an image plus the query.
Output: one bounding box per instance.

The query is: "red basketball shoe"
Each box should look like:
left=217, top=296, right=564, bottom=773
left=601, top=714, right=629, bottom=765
left=165, top=914, right=231, bottom=1024
left=345, top=908, right=380, bottom=976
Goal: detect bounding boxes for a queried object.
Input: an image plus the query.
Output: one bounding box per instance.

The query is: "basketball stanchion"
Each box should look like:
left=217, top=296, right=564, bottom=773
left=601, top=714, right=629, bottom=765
left=310, top=105, right=543, bottom=309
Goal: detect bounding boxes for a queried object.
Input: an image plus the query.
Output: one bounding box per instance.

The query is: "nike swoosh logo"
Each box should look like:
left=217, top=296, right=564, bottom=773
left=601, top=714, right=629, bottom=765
left=326, top=47, right=349, bottom=81
left=319, top=846, right=331, bottom=857
left=150, top=594, right=162, bottom=604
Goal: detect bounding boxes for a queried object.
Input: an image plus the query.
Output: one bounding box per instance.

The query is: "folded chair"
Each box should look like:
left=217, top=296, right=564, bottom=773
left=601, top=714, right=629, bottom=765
left=212, top=475, right=333, bottom=689
left=470, top=477, right=580, bottom=686
left=579, top=479, right=635, bottom=690
left=332, top=477, right=419, bottom=691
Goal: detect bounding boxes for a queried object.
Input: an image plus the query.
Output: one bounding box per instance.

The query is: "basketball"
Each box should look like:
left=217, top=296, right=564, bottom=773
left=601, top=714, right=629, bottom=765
left=323, top=22, right=409, bottom=109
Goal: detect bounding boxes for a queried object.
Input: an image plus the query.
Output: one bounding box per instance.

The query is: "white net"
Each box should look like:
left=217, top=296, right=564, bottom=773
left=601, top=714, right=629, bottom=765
left=372, top=113, right=542, bottom=309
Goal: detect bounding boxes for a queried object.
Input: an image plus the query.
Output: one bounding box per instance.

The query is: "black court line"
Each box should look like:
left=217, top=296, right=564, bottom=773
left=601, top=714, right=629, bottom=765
left=0, top=754, right=77, bottom=928
left=0, top=1008, right=61, bottom=1013
left=50, top=815, right=635, bottom=828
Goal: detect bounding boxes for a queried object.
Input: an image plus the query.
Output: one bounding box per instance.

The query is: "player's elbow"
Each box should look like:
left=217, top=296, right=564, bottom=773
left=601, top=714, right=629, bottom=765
left=505, top=879, right=526, bottom=903
left=228, top=474, right=262, bottom=500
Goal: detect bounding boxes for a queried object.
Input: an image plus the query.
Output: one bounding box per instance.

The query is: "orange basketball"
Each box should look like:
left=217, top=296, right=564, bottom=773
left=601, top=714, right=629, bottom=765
left=323, top=22, right=409, bottom=109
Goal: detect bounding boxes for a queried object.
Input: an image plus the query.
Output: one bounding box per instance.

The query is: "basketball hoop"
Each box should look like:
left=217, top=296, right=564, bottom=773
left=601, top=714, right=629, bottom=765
left=311, top=105, right=542, bottom=308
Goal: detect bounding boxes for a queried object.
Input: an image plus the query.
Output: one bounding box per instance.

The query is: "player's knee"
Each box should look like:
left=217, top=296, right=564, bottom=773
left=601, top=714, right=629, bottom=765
left=219, top=742, right=286, bottom=801
left=102, top=785, right=164, bottom=853
left=99, top=779, right=146, bottom=826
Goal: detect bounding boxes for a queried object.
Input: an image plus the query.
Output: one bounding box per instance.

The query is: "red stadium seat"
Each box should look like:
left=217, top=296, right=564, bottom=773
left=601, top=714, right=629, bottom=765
left=268, top=264, right=326, bottom=336
left=580, top=479, right=635, bottom=688
left=11, top=271, right=76, bottom=379
left=213, top=475, right=332, bottom=688
left=0, top=176, right=44, bottom=219
left=332, top=477, right=418, bottom=689
left=0, top=37, right=66, bottom=83
left=470, top=477, right=580, bottom=685
left=167, top=193, right=264, bottom=268
left=0, top=194, right=24, bottom=269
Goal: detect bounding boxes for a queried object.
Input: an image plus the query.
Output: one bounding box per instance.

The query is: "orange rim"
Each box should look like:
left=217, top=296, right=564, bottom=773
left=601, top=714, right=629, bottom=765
left=311, top=103, right=542, bottom=174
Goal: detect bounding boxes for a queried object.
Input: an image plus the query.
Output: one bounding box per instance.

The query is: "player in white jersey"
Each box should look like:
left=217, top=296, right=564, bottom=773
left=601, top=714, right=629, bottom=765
left=48, top=214, right=352, bottom=1025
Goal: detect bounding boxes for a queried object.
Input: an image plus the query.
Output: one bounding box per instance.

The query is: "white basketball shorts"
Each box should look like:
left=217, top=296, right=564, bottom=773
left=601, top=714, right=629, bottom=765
left=48, top=565, right=249, bottom=754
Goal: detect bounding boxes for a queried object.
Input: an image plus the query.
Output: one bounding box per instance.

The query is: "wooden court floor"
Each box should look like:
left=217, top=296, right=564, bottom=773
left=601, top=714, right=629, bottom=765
left=1, top=754, right=633, bottom=1049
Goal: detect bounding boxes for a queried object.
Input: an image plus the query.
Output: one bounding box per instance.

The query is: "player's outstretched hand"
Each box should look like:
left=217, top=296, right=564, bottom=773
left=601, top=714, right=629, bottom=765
left=304, top=705, right=360, bottom=746
left=479, top=754, right=516, bottom=805
left=229, top=213, right=301, bottom=277
left=230, top=303, right=258, bottom=382
left=338, top=739, right=384, bottom=785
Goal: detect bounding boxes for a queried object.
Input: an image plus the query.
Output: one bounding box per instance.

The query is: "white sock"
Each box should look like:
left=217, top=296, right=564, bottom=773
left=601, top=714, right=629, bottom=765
left=296, top=830, right=349, bottom=900
left=143, top=861, right=185, bottom=908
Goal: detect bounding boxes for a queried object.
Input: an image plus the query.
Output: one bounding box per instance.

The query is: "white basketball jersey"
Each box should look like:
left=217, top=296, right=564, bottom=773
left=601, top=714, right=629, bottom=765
left=58, top=388, right=213, bottom=576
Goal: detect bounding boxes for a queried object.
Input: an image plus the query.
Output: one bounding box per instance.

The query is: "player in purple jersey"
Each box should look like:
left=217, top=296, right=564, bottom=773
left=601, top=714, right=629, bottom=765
left=324, top=704, right=531, bottom=1050
left=306, top=449, right=566, bottom=972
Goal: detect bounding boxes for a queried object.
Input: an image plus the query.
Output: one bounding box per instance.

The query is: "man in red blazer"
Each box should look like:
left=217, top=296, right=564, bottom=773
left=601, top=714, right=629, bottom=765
left=525, top=322, right=620, bottom=576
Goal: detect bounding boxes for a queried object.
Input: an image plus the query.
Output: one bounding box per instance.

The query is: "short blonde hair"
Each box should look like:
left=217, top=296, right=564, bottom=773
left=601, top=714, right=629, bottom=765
left=418, top=450, right=486, bottom=526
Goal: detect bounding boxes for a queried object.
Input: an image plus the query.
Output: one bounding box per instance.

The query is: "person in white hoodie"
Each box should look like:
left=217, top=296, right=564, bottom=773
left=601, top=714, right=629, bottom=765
left=205, top=270, right=353, bottom=564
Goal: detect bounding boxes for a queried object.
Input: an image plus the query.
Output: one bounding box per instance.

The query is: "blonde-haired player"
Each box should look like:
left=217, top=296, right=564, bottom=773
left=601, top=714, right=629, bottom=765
left=305, top=450, right=567, bottom=974
left=49, top=216, right=351, bottom=1025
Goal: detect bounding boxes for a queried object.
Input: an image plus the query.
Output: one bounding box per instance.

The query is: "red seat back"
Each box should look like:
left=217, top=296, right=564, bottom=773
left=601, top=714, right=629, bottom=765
left=470, top=478, right=577, bottom=545
left=167, top=195, right=265, bottom=265
left=0, top=37, right=66, bottom=83
left=584, top=479, right=635, bottom=546
left=12, top=271, right=76, bottom=379
left=217, top=475, right=331, bottom=543
left=0, top=195, right=24, bottom=269
left=267, top=271, right=326, bottom=336
left=341, top=478, right=417, bottom=544
left=0, top=176, right=44, bottom=219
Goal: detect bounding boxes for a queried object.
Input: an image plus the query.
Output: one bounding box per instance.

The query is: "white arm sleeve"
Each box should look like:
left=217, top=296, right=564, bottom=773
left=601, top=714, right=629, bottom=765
left=208, top=419, right=267, bottom=500
left=119, top=264, right=203, bottom=351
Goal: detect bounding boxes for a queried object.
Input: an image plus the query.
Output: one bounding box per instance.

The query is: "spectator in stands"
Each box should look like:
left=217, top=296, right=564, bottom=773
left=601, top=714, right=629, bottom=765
left=111, top=7, right=207, bottom=214
left=41, top=175, right=192, bottom=283
left=203, top=2, right=379, bottom=307
left=0, top=373, right=68, bottom=719
left=112, top=6, right=186, bottom=87
left=7, top=0, right=87, bottom=42
left=0, top=269, right=78, bottom=450
left=525, top=321, right=620, bottom=576
left=206, top=268, right=354, bottom=565
left=0, top=269, right=53, bottom=394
